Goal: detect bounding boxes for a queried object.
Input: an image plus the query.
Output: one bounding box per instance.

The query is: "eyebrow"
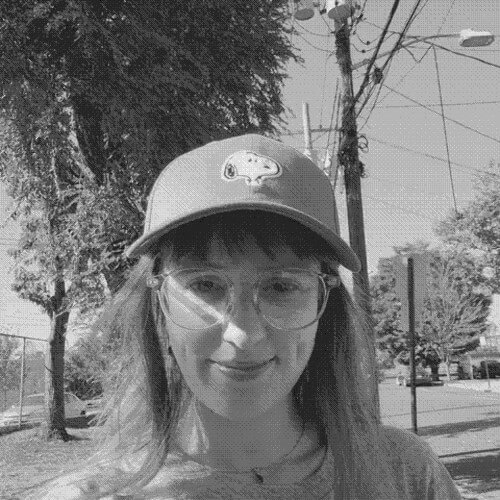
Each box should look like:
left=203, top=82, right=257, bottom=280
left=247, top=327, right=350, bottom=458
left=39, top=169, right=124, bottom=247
left=172, top=260, right=321, bottom=272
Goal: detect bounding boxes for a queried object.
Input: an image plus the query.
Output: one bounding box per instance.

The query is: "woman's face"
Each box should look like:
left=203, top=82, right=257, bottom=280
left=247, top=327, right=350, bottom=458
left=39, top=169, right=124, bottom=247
left=159, top=236, right=320, bottom=421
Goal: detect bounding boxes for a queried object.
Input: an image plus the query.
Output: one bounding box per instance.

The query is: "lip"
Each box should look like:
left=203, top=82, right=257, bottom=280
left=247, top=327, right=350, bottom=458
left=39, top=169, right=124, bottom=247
left=210, top=357, right=275, bottom=382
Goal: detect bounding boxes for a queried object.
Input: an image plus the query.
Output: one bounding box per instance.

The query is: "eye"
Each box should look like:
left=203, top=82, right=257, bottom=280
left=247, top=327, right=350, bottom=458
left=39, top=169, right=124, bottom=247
left=226, top=164, right=236, bottom=177
left=184, top=275, right=228, bottom=302
left=262, top=278, right=301, bottom=294
left=188, top=278, right=224, bottom=293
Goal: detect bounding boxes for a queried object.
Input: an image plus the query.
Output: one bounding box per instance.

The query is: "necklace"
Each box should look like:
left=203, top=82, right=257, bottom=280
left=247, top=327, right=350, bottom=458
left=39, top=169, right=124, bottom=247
left=207, top=419, right=307, bottom=484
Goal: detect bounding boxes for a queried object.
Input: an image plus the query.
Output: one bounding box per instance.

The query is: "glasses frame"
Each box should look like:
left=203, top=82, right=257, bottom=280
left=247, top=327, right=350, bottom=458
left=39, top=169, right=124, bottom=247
left=147, top=267, right=340, bottom=331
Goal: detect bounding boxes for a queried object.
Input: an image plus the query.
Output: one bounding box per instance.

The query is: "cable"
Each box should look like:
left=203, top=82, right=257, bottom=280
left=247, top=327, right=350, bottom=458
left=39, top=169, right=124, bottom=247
left=356, top=0, right=427, bottom=118
left=363, top=193, right=441, bottom=220
left=295, top=20, right=333, bottom=38
left=422, top=41, right=500, bottom=70
left=358, top=45, right=431, bottom=130
left=366, top=134, right=500, bottom=178
left=319, top=33, right=334, bottom=127
left=354, top=0, right=402, bottom=105
left=378, top=0, right=427, bottom=75
left=433, top=46, right=458, bottom=213
left=323, top=80, right=339, bottom=153
left=437, top=0, right=458, bottom=35
left=295, top=31, right=335, bottom=54
left=378, top=100, right=500, bottom=109
left=383, top=84, right=500, bottom=145
left=333, top=91, right=343, bottom=190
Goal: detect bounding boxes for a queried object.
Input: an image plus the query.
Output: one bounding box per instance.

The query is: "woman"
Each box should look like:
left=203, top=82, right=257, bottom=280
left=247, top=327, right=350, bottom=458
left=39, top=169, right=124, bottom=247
left=39, top=134, right=461, bottom=499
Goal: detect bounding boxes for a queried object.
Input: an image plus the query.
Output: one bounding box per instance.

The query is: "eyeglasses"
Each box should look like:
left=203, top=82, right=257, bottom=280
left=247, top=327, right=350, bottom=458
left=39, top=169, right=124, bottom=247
left=147, top=267, right=340, bottom=331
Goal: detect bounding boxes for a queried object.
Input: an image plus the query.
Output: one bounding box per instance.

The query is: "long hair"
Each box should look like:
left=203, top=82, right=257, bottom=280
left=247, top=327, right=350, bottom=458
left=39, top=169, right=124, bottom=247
left=41, top=211, right=397, bottom=498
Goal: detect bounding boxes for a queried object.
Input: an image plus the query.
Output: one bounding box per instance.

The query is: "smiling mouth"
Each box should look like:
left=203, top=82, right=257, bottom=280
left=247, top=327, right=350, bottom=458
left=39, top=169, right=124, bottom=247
left=212, top=358, right=275, bottom=371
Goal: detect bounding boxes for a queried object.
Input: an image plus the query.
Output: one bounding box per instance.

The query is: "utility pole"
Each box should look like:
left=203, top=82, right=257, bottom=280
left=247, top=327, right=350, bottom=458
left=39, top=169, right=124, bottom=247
left=334, top=20, right=379, bottom=414
left=334, top=22, right=370, bottom=317
left=302, top=102, right=319, bottom=166
left=407, top=256, right=418, bottom=434
left=302, top=102, right=313, bottom=158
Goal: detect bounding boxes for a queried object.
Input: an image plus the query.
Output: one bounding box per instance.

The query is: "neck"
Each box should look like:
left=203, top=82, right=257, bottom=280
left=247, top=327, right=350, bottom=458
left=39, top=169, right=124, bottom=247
left=174, top=395, right=304, bottom=471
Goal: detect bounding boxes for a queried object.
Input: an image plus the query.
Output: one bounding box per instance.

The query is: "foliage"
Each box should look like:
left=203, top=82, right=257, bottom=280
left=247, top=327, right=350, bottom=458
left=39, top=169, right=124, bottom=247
left=436, top=162, right=500, bottom=297
left=64, top=329, right=118, bottom=400
left=0, top=1, right=298, bottom=438
left=0, top=333, right=22, bottom=403
left=371, top=242, right=489, bottom=373
left=0, top=0, right=299, bottom=311
left=370, top=257, right=404, bottom=358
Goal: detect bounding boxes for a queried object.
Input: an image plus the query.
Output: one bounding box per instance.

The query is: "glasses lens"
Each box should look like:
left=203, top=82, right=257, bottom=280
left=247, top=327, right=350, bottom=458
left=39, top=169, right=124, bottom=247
left=160, top=269, right=230, bottom=329
left=257, top=270, right=325, bottom=330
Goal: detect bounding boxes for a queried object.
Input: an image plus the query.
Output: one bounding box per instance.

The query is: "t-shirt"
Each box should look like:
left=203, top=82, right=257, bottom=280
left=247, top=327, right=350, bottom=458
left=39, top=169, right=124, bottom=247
left=38, top=425, right=461, bottom=499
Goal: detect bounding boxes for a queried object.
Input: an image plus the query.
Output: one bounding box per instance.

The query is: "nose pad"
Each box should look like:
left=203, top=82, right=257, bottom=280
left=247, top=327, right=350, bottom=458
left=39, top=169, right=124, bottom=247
left=222, top=292, right=267, bottom=349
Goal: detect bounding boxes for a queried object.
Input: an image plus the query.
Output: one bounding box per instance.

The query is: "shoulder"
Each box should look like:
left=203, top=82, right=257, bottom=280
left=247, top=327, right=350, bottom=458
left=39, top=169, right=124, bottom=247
left=380, top=426, right=462, bottom=500
left=26, top=474, right=91, bottom=500
left=26, top=464, right=124, bottom=500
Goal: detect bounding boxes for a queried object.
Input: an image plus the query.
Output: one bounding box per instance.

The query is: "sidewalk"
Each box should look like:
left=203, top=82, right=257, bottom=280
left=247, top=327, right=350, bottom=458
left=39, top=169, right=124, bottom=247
left=448, top=378, right=500, bottom=394
left=424, top=422, right=500, bottom=500
left=380, top=380, right=500, bottom=500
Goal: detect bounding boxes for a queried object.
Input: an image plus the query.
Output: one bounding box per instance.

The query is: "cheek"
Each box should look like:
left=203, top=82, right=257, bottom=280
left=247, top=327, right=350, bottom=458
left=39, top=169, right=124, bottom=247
left=166, top=322, right=220, bottom=371
left=277, top=326, right=317, bottom=375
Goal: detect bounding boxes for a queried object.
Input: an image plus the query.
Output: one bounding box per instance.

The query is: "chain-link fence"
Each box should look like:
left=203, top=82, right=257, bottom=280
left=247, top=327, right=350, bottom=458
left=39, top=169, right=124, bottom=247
left=0, top=332, right=48, bottom=429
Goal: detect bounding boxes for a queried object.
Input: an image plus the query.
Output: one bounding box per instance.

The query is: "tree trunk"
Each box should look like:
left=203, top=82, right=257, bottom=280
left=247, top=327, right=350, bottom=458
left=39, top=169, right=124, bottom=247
left=429, top=362, right=440, bottom=381
left=445, top=354, right=451, bottom=382
left=43, top=275, right=70, bottom=441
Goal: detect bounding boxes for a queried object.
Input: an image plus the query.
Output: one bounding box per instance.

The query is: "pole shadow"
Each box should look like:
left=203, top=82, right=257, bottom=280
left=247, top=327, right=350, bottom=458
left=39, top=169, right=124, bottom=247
left=443, top=450, right=500, bottom=495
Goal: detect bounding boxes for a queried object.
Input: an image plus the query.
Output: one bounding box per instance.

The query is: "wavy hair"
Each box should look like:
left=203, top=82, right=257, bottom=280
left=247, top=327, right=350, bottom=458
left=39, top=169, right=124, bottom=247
left=35, top=211, right=397, bottom=499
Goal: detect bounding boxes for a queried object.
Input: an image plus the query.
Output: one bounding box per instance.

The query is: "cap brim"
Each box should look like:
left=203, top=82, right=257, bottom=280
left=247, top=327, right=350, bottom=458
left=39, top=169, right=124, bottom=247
left=125, top=202, right=361, bottom=273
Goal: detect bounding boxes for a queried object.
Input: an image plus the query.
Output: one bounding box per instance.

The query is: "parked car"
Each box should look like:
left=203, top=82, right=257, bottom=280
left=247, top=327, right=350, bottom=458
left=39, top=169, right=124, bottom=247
left=84, top=395, right=104, bottom=416
left=0, top=392, right=86, bottom=427
left=396, top=373, right=433, bottom=387
left=473, top=360, right=500, bottom=379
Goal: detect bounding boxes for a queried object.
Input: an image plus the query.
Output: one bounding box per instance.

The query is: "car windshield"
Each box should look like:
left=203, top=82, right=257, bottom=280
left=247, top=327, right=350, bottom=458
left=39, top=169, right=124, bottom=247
left=25, top=395, right=44, bottom=405
left=7, top=395, right=44, bottom=410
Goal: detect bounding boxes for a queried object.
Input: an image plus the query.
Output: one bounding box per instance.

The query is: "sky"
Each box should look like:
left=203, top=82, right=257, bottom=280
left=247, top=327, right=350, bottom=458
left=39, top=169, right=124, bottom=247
left=281, top=0, right=500, bottom=270
left=1, top=0, right=499, bottom=342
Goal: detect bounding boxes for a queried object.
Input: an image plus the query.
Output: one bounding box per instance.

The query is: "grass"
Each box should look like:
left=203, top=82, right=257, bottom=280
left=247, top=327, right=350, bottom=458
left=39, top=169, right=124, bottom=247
left=0, top=418, right=98, bottom=500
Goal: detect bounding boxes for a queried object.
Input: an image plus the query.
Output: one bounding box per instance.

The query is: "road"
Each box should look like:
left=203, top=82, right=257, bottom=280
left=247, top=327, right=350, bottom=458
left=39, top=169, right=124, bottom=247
left=379, top=379, right=500, bottom=499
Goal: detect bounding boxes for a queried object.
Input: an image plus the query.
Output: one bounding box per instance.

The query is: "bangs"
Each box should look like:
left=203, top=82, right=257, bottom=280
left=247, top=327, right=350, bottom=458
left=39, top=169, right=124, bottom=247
left=156, top=210, right=338, bottom=268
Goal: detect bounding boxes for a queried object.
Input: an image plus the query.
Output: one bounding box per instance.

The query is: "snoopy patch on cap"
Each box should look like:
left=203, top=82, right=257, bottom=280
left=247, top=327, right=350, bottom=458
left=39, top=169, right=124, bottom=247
left=221, top=150, right=282, bottom=187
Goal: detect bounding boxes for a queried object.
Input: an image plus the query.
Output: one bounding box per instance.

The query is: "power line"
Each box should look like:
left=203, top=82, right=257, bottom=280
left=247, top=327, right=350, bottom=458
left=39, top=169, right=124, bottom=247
left=360, top=18, right=500, bottom=69
left=363, top=193, right=443, bottom=221
left=366, top=134, right=500, bottom=178
left=377, top=100, right=500, bottom=108
left=436, top=0, right=458, bottom=36
left=433, top=46, right=458, bottom=213
left=296, top=30, right=335, bottom=54
left=422, top=40, right=500, bottom=70
left=383, top=84, right=500, bottom=145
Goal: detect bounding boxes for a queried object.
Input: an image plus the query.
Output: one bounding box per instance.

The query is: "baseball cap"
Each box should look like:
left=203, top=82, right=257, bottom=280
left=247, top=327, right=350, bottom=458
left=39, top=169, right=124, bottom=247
left=125, top=134, right=361, bottom=272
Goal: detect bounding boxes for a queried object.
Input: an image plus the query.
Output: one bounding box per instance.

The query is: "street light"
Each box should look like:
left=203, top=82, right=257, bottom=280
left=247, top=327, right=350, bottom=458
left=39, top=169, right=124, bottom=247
left=352, top=29, right=495, bottom=70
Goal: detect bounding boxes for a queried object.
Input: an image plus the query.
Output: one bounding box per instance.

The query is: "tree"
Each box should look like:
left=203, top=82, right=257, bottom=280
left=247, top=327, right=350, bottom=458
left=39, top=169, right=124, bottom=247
left=370, top=257, right=404, bottom=361
left=370, top=242, right=434, bottom=364
left=0, top=0, right=298, bottom=440
left=419, top=257, right=487, bottom=380
left=65, top=330, right=118, bottom=400
left=0, top=334, right=21, bottom=411
left=371, top=242, right=489, bottom=378
left=436, top=162, right=500, bottom=297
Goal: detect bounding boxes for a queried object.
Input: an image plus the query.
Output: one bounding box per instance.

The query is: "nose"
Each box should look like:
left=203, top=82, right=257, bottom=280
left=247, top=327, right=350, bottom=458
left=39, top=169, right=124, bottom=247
left=222, top=287, right=267, bottom=349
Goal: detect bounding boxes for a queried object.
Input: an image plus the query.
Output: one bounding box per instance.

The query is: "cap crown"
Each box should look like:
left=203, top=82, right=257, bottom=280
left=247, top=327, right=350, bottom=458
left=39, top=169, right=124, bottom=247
left=126, top=134, right=360, bottom=272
